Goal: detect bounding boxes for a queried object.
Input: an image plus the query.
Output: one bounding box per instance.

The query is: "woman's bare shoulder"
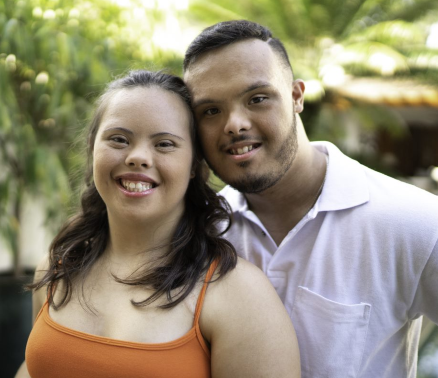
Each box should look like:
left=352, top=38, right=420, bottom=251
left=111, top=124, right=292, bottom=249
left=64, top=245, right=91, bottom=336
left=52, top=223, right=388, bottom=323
left=210, top=257, right=276, bottom=297
left=202, top=256, right=291, bottom=332
left=201, top=258, right=300, bottom=377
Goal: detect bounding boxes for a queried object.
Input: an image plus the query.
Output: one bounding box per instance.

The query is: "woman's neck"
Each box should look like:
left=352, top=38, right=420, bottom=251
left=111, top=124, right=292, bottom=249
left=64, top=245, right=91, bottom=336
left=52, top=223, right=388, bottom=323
left=103, top=213, right=181, bottom=272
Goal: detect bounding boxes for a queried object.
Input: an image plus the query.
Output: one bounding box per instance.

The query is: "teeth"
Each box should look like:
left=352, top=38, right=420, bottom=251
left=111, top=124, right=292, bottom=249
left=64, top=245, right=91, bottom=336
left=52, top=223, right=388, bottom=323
left=231, top=144, right=255, bottom=155
left=121, top=179, right=153, bottom=192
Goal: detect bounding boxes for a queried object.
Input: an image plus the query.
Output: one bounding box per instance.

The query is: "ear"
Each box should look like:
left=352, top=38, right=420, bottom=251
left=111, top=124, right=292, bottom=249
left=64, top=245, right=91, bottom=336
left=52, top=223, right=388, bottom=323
left=292, top=79, right=305, bottom=113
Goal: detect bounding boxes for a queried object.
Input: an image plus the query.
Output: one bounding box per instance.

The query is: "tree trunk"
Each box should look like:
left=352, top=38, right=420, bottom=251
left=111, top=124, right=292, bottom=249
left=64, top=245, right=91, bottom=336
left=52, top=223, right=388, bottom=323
left=13, top=184, right=23, bottom=278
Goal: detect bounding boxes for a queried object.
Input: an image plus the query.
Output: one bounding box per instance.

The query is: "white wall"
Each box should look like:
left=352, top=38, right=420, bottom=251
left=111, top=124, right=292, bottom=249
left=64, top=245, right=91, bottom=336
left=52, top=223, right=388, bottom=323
left=0, top=194, right=53, bottom=272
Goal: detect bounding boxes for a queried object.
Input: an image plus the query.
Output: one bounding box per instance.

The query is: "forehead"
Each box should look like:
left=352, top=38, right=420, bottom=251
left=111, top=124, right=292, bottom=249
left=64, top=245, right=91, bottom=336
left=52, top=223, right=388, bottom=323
left=99, top=87, right=191, bottom=132
left=184, top=39, right=290, bottom=97
left=105, top=87, right=187, bottom=117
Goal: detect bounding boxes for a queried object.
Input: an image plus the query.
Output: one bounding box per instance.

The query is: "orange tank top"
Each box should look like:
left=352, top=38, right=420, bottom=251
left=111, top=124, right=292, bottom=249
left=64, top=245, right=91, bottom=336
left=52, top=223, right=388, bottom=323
left=25, top=261, right=218, bottom=378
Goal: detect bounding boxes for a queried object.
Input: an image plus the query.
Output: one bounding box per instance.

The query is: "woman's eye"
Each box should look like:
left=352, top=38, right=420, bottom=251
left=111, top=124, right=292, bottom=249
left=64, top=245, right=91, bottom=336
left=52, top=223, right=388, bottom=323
left=204, top=108, right=220, bottom=116
left=250, top=96, right=267, bottom=104
left=110, top=136, right=128, bottom=144
left=156, top=141, right=175, bottom=148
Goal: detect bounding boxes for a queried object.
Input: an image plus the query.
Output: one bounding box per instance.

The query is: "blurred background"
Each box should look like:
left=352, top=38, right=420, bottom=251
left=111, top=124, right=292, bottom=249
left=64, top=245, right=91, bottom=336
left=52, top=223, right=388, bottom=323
left=1, top=0, right=438, bottom=377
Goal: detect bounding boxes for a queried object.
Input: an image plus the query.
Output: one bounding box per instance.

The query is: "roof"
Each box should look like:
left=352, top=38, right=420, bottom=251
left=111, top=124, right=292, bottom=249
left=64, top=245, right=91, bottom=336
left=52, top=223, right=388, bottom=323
left=336, top=78, right=438, bottom=107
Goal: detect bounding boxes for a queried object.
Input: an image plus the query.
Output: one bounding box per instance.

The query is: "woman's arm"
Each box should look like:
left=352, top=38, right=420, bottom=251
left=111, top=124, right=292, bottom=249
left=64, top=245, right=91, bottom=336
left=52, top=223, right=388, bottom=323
left=14, top=255, right=49, bottom=378
left=200, top=258, right=301, bottom=378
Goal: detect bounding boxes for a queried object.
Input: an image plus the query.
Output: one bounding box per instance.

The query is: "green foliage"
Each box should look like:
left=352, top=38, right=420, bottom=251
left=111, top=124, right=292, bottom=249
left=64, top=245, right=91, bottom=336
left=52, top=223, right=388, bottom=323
left=418, top=327, right=438, bottom=378
left=188, top=0, right=438, bottom=80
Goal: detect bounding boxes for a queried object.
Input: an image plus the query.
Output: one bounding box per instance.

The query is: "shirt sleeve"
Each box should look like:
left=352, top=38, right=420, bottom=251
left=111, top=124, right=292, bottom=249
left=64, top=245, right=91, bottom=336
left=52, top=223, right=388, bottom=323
left=409, top=238, right=438, bottom=323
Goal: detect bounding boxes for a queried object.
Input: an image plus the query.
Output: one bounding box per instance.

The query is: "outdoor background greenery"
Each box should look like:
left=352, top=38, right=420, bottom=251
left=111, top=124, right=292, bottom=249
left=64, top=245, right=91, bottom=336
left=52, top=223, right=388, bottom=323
left=1, top=0, right=438, bottom=375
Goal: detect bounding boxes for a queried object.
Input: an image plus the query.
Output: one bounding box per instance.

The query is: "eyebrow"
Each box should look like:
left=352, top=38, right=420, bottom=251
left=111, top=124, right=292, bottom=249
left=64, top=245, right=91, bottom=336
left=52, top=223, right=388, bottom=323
left=238, top=81, right=272, bottom=97
left=102, top=128, right=185, bottom=141
left=150, top=132, right=185, bottom=141
left=192, top=81, right=272, bottom=109
left=102, top=127, right=133, bottom=135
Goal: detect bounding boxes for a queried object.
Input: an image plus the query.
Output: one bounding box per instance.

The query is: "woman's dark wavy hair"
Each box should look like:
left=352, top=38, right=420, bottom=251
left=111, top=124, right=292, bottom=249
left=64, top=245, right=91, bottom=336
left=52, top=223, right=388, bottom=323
left=183, top=20, right=293, bottom=74
left=29, top=70, right=237, bottom=310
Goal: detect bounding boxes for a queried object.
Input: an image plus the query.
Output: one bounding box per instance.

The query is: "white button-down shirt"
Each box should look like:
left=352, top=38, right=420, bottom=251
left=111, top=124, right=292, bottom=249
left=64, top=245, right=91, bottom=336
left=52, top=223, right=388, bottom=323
left=220, top=142, right=438, bottom=378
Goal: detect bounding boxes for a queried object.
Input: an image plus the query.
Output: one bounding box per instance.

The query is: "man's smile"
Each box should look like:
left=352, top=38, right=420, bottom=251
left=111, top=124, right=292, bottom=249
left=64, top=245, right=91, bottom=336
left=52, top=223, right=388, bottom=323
left=228, top=143, right=261, bottom=155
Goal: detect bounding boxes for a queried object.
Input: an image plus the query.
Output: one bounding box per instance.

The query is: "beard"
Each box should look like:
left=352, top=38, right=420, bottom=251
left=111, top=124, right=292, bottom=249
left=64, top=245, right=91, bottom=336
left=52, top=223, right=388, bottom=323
left=209, top=117, right=298, bottom=194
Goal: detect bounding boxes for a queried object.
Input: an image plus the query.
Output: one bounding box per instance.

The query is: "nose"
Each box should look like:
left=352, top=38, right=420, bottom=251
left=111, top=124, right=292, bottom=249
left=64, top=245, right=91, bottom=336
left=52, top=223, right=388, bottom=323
left=223, top=109, right=251, bottom=135
left=125, top=145, right=152, bottom=168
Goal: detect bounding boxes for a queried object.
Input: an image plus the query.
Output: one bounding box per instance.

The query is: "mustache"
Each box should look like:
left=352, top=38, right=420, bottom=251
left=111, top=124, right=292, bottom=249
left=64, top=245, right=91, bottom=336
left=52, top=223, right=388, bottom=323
left=229, top=135, right=253, bottom=144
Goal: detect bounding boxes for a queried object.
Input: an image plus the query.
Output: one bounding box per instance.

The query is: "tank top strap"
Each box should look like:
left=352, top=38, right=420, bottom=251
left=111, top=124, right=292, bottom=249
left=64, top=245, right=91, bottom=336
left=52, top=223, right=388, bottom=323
left=193, top=259, right=219, bottom=325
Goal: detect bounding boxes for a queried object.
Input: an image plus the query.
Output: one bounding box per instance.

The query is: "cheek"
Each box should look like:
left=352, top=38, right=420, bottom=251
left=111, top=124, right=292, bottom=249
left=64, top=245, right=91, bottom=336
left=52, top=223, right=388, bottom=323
left=92, top=152, right=106, bottom=193
left=262, top=111, right=286, bottom=136
left=92, top=149, right=105, bottom=177
left=198, top=127, right=218, bottom=154
left=173, top=154, right=196, bottom=186
left=92, top=147, right=118, bottom=185
left=92, top=151, right=99, bottom=181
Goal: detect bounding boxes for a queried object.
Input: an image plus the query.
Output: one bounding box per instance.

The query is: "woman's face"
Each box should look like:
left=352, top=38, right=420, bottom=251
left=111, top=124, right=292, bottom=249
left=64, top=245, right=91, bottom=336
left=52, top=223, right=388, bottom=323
left=92, top=86, right=194, bottom=227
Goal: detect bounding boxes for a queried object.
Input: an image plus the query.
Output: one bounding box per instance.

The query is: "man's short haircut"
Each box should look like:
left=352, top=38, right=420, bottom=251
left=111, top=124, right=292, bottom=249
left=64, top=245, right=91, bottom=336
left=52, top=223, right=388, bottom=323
left=183, top=20, right=293, bottom=75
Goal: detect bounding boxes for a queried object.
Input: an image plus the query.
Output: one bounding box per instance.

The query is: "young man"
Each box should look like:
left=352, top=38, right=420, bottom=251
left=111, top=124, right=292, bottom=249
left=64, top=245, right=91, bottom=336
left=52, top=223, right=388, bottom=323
left=183, top=20, right=438, bottom=377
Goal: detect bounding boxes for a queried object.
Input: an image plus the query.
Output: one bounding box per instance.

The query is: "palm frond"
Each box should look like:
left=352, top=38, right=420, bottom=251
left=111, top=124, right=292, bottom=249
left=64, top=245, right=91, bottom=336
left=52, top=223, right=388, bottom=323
left=188, top=0, right=245, bottom=24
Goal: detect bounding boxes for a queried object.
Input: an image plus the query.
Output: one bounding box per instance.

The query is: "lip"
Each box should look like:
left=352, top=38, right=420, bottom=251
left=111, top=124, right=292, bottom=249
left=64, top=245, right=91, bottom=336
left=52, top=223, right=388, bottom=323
left=115, top=173, right=158, bottom=184
left=114, top=173, right=158, bottom=197
left=224, top=141, right=262, bottom=162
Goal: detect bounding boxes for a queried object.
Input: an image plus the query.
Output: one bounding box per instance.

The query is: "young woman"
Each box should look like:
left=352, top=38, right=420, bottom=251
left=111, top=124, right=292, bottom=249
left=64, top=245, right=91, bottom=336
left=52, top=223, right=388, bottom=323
left=16, top=70, right=300, bottom=378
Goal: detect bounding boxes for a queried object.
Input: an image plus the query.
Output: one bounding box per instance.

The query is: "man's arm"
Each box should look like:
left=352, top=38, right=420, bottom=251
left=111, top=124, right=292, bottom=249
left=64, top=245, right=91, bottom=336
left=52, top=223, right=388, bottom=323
left=409, top=239, right=438, bottom=323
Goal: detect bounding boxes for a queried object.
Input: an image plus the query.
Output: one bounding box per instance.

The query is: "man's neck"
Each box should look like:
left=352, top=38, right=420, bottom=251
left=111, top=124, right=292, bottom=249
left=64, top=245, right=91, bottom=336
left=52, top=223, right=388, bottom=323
left=245, top=143, right=327, bottom=246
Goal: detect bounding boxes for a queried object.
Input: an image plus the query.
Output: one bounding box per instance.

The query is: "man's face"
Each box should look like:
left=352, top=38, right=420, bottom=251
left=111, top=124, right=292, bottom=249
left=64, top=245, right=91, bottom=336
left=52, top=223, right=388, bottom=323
left=184, top=39, right=304, bottom=193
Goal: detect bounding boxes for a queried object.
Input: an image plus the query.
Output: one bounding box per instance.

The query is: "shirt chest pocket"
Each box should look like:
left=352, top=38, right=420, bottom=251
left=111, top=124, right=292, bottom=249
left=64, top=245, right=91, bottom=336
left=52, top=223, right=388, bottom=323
left=291, top=287, right=371, bottom=378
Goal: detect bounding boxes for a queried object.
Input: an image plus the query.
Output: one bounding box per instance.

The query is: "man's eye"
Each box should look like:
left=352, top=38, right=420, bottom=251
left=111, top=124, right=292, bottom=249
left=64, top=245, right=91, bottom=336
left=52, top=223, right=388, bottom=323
left=204, top=108, right=220, bottom=116
left=250, top=96, right=267, bottom=104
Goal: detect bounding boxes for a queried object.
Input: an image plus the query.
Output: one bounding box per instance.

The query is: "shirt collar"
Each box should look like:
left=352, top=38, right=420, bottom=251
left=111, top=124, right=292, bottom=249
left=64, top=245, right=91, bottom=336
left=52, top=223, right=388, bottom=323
left=220, top=185, right=249, bottom=213
left=220, top=141, right=369, bottom=214
left=312, top=141, right=369, bottom=211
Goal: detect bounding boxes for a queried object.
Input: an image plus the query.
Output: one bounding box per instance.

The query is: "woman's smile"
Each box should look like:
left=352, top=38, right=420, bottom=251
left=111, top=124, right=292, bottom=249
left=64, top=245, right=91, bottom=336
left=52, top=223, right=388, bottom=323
left=115, top=173, right=158, bottom=196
